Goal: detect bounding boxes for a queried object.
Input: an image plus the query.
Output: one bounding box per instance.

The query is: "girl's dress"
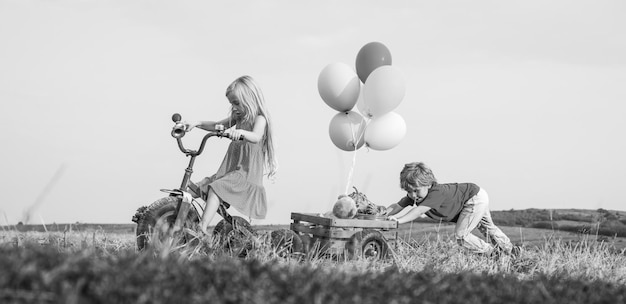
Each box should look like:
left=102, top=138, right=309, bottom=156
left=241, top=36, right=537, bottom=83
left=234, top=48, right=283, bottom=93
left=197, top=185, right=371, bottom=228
left=196, top=121, right=267, bottom=219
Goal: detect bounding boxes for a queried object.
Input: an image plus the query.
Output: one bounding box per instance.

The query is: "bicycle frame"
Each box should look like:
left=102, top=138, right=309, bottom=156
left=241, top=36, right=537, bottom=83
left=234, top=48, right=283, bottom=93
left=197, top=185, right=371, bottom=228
left=164, top=113, right=235, bottom=234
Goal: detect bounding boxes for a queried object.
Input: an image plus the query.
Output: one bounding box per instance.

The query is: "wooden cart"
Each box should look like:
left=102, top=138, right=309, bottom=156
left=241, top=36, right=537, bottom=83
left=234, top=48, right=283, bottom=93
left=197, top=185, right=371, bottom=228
left=289, top=212, right=398, bottom=260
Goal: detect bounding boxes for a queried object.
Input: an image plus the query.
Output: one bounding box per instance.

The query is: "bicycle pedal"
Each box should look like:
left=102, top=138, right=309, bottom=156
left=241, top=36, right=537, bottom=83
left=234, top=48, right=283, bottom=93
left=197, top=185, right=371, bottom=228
left=182, top=227, right=198, bottom=236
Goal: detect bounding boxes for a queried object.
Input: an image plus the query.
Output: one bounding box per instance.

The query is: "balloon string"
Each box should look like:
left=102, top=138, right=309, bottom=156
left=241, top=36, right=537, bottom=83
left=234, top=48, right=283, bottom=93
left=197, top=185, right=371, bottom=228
left=344, top=115, right=369, bottom=195
left=345, top=144, right=357, bottom=195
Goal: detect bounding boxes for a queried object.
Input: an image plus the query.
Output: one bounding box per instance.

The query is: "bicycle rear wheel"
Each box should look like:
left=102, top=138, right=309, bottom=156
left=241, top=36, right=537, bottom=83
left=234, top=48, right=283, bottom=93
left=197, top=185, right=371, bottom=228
left=213, top=216, right=255, bottom=257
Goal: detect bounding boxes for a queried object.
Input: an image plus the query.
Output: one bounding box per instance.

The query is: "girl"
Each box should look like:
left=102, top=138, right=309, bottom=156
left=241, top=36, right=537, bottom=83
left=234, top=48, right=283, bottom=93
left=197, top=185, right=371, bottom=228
left=183, top=75, right=277, bottom=235
left=387, top=162, right=519, bottom=256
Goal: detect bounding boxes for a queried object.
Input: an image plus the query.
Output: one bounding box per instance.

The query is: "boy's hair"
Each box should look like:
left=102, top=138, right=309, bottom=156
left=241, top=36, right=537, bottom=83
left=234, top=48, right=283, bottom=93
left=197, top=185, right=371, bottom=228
left=226, top=76, right=278, bottom=178
left=400, top=162, right=437, bottom=190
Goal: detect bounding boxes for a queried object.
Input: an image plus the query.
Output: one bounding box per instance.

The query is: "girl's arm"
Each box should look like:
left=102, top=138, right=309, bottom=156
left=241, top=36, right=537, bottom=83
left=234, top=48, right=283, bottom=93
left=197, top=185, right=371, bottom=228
left=185, top=117, right=233, bottom=132
left=226, top=115, right=267, bottom=143
left=392, top=205, right=431, bottom=224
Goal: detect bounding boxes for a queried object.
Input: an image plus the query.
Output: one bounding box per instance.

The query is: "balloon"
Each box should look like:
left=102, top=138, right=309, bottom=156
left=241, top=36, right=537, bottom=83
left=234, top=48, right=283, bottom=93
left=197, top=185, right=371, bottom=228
left=362, top=65, right=406, bottom=117
left=364, top=112, right=406, bottom=151
left=317, top=63, right=361, bottom=112
left=355, top=42, right=392, bottom=83
left=328, top=111, right=367, bottom=151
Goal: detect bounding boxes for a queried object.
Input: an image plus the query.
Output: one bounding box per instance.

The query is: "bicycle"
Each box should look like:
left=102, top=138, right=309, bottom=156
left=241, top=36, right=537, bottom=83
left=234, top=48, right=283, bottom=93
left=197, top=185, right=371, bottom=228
left=132, top=113, right=255, bottom=255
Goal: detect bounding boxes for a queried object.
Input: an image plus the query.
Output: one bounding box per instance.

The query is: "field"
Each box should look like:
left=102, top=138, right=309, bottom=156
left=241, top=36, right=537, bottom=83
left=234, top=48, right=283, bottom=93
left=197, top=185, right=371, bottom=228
left=2, top=219, right=626, bottom=303
left=396, top=221, right=626, bottom=252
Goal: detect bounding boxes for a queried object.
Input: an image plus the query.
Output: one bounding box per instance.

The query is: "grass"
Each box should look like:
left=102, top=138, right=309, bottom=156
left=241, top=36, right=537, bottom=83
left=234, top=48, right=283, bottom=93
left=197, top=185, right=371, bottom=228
left=1, top=225, right=626, bottom=303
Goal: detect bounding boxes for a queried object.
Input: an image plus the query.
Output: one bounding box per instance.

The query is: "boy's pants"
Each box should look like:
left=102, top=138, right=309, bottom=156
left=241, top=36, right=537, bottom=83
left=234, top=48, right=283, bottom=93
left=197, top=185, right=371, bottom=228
left=454, top=188, right=513, bottom=254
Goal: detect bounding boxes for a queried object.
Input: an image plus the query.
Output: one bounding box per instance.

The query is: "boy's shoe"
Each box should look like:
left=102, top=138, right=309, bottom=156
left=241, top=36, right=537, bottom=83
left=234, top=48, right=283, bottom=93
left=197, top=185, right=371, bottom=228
left=478, top=245, right=522, bottom=259
left=477, top=248, right=502, bottom=259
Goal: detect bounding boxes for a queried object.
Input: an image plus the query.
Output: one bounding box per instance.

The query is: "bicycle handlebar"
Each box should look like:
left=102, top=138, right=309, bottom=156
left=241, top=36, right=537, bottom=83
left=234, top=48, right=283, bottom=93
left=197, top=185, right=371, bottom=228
left=170, top=113, right=243, bottom=156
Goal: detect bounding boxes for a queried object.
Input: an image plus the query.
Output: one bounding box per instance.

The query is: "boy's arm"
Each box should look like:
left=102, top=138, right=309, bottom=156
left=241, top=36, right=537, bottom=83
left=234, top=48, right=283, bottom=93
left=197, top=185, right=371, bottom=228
left=393, top=205, right=431, bottom=224
left=385, top=203, right=405, bottom=216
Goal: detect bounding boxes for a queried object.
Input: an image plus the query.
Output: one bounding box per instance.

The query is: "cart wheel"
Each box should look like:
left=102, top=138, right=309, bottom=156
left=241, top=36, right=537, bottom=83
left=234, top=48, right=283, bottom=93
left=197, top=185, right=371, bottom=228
left=214, top=216, right=254, bottom=257
left=299, top=234, right=312, bottom=254
left=346, top=229, right=389, bottom=260
left=270, top=229, right=304, bottom=258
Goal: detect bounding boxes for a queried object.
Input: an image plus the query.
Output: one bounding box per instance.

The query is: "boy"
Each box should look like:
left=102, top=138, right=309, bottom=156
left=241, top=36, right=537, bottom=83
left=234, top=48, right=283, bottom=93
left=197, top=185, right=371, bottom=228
left=386, top=162, right=519, bottom=256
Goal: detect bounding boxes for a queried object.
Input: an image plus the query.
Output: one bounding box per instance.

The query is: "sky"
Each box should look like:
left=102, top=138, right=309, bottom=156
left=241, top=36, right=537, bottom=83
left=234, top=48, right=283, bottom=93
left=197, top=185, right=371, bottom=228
left=1, top=0, right=625, bottom=226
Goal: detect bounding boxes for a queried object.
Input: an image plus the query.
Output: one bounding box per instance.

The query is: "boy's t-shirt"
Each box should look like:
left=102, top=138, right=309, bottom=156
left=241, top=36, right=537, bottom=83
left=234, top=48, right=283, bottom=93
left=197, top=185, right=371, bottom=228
left=397, top=183, right=479, bottom=222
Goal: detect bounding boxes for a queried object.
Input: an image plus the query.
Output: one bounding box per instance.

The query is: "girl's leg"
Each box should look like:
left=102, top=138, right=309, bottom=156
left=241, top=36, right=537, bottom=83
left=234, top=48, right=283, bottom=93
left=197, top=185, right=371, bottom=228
left=454, top=188, right=492, bottom=254
left=199, top=188, right=221, bottom=234
left=477, top=208, right=513, bottom=253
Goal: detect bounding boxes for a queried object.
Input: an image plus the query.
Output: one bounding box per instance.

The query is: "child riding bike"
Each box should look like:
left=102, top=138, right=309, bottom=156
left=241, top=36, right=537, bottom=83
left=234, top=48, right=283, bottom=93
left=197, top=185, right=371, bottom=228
left=182, top=75, right=278, bottom=235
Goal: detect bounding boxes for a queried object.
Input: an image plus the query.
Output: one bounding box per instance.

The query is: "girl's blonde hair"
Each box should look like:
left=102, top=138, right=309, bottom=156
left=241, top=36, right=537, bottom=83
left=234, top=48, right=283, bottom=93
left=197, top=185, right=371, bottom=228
left=225, top=76, right=278, bottom=178
left=400, top=162, right=437, bottom=190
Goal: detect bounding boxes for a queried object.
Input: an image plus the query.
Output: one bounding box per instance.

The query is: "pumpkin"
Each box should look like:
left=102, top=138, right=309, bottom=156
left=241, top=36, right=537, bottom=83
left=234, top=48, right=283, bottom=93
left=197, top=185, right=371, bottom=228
left=332, top=195, right=358, bottom=219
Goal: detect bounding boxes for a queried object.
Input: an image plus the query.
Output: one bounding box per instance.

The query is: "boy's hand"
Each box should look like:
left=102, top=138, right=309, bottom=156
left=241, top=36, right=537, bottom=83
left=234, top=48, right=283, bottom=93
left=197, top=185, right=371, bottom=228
left=387, top=215, right=399, bottom=222
left=377, top=205, right=388, bottom=216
